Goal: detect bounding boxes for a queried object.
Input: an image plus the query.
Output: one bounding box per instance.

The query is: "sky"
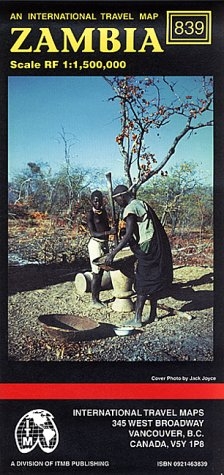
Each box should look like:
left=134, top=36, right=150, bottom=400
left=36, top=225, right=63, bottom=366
left=8, top=75, right=213, bottom=187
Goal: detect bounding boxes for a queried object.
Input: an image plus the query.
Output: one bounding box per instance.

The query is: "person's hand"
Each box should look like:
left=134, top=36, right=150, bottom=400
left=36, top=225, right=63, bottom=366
left=105, top=251, right=116, bottom=266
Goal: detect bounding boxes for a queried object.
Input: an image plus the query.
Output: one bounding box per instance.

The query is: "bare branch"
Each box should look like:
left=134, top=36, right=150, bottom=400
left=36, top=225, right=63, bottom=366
left=104, top=76, right=213, bottom=189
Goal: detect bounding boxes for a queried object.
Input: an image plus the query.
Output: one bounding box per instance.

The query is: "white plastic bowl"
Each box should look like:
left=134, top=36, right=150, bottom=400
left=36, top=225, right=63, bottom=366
left=114, top=326, right=134, bottom=336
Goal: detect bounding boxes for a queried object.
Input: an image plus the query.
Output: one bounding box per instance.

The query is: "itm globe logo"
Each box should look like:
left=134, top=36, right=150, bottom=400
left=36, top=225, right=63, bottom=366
left=15, top=409, right=59, bottom=453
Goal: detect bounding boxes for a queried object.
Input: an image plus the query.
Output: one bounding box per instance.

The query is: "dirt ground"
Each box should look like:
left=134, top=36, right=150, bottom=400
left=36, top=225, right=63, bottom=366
left=8, top=263, right=213, bottom=362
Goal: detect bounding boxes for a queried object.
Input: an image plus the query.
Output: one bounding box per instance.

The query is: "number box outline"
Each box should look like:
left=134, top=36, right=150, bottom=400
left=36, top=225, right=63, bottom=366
left=166, top=11, right=212, bottom=44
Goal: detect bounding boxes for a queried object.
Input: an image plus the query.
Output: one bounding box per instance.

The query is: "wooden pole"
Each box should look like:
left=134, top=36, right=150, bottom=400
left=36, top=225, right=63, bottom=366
left=105, top=171, right=118, bottom=246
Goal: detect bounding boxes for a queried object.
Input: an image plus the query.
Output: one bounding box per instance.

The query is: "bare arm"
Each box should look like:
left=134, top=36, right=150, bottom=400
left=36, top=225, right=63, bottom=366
left=105, top=214, right=136, bottom=265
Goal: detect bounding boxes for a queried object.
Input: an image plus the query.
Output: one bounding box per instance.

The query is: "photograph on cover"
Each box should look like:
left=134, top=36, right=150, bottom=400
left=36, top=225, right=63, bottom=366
left=8, top=75, right=213, bottom=362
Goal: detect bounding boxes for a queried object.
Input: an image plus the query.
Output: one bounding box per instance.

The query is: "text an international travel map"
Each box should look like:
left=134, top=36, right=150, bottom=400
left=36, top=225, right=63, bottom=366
left=0, top=0, right=224, bottom=473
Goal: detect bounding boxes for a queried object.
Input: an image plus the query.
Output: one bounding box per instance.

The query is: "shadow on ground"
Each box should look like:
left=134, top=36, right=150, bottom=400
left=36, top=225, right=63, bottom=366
left=8, top=263, right=213, bottom=315
left=8, top=260, right=89, bottom=295
left=141, top=274, right=213, bottom=314
left=38, top=315, right=140, bottom=343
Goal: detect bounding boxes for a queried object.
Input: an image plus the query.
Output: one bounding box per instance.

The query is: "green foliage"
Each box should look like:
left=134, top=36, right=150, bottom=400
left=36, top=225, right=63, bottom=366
left=138, top=161, right=213, bottom=234
left=50, top=165, right=89, bottom=214
left=9, top=162, right=106, bottom=218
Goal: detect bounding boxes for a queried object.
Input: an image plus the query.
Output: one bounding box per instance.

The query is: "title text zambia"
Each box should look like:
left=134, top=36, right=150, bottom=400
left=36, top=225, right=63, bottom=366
left=10, top=27, right=164, bottom=53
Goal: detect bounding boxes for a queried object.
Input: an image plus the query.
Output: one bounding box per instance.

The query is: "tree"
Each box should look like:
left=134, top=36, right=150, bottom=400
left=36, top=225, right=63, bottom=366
left=55, top=127, right=78, bottom=217
left=55, top=127, right=108, bottom=218
left=189, top=185, right=213, bottom=238
left=9, top=160, right=109, bottom=223
left=50, top=165, right=90, bottom=217
left=10, top=161, right=52, bottom=212
left=104, top=76, right=213, bottom=193
left=138, top=162, right=213, bottom=235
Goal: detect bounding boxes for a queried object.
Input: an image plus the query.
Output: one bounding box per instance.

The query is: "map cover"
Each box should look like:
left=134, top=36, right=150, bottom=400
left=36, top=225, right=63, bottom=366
left=0, top=0, right=224, bottom=473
